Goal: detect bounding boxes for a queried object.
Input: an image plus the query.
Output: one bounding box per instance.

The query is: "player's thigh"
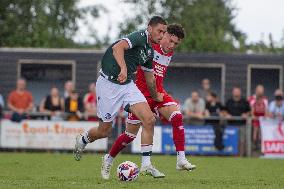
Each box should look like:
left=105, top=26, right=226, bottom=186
left=124, top=82, right=155, bottom=126
left=96, top=76, right=125, bottom=122
left=129, top=102, right=155, bottom=126
left=158, top=105, right=180, bottom=121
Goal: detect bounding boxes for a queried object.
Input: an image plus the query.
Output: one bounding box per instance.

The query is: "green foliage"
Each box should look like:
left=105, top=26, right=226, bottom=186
left=119, top=0, right=247, bottom=53
left=0, top=0, right=101, bottom=48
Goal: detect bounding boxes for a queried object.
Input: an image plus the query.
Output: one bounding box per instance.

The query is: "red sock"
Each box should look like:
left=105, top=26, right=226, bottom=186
left=109, top=131, right=136, bottom=158
left=170, top=111, right=185, bottom=151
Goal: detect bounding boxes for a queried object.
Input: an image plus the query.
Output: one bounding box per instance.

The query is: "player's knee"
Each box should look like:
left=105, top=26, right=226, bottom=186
left=170, top=111, right=183, bottom=122
left=143, top=115, right=156, bottom=127
left=170, top=111, right=183, bottom=129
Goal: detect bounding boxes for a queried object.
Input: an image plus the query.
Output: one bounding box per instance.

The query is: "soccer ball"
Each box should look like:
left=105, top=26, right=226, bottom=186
left=117, top=161, right=140, bottom=181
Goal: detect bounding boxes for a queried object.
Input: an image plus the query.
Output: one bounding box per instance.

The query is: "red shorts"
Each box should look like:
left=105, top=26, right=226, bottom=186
left=127, top=93, right=178, bottom=124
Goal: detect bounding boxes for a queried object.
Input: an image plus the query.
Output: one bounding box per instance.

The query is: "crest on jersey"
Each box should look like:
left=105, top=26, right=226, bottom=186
left=154, top=55, right=159, bottom=61
left=104, top=113, right=112, bottom=120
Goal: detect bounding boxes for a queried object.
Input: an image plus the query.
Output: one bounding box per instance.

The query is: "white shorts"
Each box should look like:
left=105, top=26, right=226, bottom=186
left=96, top=75, right=147, bottom=122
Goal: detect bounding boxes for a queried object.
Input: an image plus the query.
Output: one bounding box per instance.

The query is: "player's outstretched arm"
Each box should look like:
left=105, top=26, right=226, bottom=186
left=144, top=71, right=163, bottom=102
left=112, top=40, right=129, bottom=83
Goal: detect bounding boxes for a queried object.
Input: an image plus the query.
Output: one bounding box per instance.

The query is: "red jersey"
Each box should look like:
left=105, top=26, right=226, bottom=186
left=248, top=95, right=268, bottom=127
left=248, top=95, right=268, bottom=117
left=136, top=43, right=173, bottom=97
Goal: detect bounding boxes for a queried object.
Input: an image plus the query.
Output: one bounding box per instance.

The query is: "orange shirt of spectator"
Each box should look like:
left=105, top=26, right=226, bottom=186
left=8, top=90, right=33, bottom=110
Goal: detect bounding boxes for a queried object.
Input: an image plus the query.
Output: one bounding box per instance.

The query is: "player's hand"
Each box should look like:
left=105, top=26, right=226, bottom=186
left=118, top=66, right=127, bottom=83
left=154, top=92, right=164, bottom=102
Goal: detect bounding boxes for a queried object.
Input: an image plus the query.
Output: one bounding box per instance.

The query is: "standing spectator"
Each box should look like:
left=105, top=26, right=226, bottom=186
left=39, top=86, right=64, bottom=120
left=65, top=90, right=84, bottom=121
left=198, top=78, right=211, bottom=100
left=64, top=80, right=74, bottom=99
left=205, top=92, right=226, bottom=150
left=224, top=87, right=251, bottom=123
left=224, top=87, right=250, bottom=156
left=183, top=91, right=205, bottom=125
left=267, top=89, right=284, bottom=119
left=8, top=78, right=33, bottom=122
left=0, top=92, right=4, bottom=119
left=248, top=85, right=268, bottom=149
left=84, top=83, right=98, bottom=121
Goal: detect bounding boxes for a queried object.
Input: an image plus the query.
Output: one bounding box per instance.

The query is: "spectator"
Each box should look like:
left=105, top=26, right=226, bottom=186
left=183, top=91, right=205, bottom=125
left=205, top=92, right=226, bottom=151
left=198, top=78, right=211, bottom=100
left=8, top=78, right=33, bottom=122
left=84, top=83, right=98, bottom=121
left=224, top=87, right=250, bottom=156
left=65, top=90, right=84, bottom=121
left=39, top=86, right=64, bottom=120
left=267, top=89, right=284, bottom=119
left=248, top=85, right=268, bottom=149
left=0, top=92, right=4, bottom=119
left=224, top=87, right=250, bottom=124
left=64, top=80, right=74, bottom=99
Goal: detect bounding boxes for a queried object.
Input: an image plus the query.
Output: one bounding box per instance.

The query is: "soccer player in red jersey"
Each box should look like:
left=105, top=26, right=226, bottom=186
left=101, top=24, right=196, bottom=179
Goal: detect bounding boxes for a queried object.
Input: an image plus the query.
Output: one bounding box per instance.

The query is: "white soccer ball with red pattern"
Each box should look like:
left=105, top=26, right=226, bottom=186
left=117, top=161, right=140, bottom=181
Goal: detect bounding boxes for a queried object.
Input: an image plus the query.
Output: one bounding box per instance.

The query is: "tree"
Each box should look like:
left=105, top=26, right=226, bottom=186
left=0, top=0, right=103, bottom=48
left=118, top=0, right=247, bottom=53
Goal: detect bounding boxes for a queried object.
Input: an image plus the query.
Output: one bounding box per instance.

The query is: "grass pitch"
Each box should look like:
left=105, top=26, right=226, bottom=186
left=0, top=152, right=283, bottom=189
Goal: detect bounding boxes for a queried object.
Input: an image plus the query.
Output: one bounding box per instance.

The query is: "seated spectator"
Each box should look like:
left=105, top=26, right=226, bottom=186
left=84, top=83, right=98, bottom=121
left=198, top=78, right=211, bottom=100
left=267, top=89, right=284, bottom=119
left=65, top=90, right=84, bottom=121
left=39, top=86, right=64, bottom=120
left=248, top=85, right=268, bottom=149
left=183, top=91, right=205, bottom=125
left=205, top=92, right=226, bottom=151
left=64, top=80, right=74, bottom=99
left=8, top=78, right=33, bottom=122
left=0, top=92, right=4, bottom=119
left=224, top=87, right=250, bottom=125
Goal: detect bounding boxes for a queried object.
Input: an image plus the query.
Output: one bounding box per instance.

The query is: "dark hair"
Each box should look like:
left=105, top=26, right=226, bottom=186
left=209, top=91, right=217, bottom=98
left=148, top=16, right=167, bottom=26
left=167, top=23, right=185, bottom=39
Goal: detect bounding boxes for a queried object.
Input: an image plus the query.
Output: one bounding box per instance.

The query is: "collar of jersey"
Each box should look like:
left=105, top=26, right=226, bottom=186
left=145, top=29, right=151, bottom=47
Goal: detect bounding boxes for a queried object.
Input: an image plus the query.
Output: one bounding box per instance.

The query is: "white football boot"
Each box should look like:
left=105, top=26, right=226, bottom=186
left=73, top=134, right=86, bottom=161
left=176, top=159, right=196, bottom=171
left=101, top=154, right=113, bottom=180
left=140, top=164, right=165, bottom=178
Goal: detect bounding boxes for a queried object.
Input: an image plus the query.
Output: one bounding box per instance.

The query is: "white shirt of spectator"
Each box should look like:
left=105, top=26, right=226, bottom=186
left=268, top=100, right=284, bottom=117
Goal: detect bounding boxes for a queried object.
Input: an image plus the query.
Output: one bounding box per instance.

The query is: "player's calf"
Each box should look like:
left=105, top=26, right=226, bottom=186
left=169, top=111, right=197, bottom=171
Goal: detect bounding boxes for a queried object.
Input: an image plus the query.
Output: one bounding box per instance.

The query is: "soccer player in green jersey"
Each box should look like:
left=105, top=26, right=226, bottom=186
left=74, top=16, right=167, bottom=179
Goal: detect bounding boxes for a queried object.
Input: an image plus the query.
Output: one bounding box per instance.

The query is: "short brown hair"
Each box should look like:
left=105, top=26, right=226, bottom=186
left=148, top=16, right=167, bottom=26
left=167, top=23, right=185, bottom=39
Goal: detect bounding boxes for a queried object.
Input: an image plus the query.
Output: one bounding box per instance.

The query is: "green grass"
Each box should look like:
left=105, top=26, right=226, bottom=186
left=0, top=152, right=283, bottom=189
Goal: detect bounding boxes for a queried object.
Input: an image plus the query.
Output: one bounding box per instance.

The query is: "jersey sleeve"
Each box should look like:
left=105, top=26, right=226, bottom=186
left=121, top=31, right=145, bottom=49
left=141, top=59, right=153, bottom=72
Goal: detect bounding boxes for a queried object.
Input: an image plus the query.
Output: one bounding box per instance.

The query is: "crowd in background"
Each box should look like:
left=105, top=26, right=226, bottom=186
left=0, top=78, right=98, bottom=122
left=1, top=78, right=284, bottom=151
